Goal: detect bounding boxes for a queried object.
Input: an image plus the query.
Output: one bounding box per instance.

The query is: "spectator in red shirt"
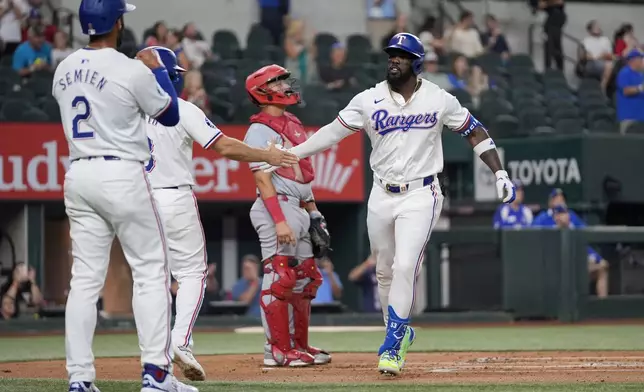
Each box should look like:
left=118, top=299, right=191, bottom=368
left=21, top=8, right=55, bottom=43
left=614, top=24, right=641, bottom=58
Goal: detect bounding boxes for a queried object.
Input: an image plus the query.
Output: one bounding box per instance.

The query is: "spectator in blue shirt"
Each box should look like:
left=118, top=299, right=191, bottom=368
left=533, top=188, right=586, bottom=227
left=231, top=254, right=262, bottom=318
left=493, top=180, right=533, bottom=228
left=12, top=25, right=52, bottom=77
left=348, top=256, right=381, bottom=313
left=311, top=257, right=343, bottom=304
left=258, top=0, right=290, bottom=46
left=532, top=190, right=609, bottom=298
left=616, top=49, right=644, bottom=134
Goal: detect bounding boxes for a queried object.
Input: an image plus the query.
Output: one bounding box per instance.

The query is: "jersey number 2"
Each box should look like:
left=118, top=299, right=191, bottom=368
left=145, top=137, right=156, bottom=172
left=71, top=96, right=94, bottom=139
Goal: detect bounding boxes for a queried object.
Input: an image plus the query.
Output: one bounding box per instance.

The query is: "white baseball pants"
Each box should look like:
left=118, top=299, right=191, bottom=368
left=64, top=159, right=173, bottom=383
left=366, top=177, right=444, bottom=323
left=152, top=187, right=208, bottom=351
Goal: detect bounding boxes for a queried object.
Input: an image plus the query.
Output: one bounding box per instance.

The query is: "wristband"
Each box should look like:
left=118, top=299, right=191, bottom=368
left=495, top=170, right=509, bottom=179
left=473, top=138, right=497, bottom=157
left=262, top=195, right=286, bottom=224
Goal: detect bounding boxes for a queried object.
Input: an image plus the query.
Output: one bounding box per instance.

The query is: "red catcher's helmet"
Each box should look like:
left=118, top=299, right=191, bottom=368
left=246, top=64, right=300, bottom=106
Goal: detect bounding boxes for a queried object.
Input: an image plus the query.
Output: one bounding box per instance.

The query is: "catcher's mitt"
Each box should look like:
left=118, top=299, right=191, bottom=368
left=309, top=211, right=331, bottom=259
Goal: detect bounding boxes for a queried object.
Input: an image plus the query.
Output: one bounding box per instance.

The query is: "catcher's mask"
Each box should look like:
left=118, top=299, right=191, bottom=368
left=245, top=64, right=301, bottom=107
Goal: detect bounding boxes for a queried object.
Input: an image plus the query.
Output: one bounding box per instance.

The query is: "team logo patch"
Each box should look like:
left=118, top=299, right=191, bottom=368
left=205, top=117, right=215, bottom=128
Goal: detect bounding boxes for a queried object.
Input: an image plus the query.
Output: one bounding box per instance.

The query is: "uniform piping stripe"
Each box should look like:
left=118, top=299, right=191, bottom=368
left=141, top=166, right=173, bottom=367
left=409, top=182, right=438, bottom=317
left=337, top=115, right=362, bottom=132
left=454, top=112, right=472, bottom=133
left=151, top=97, right=173, bottom=119
left=203, top=132, right=223, bottom=149
left=183, top=191, right=209, bottom=347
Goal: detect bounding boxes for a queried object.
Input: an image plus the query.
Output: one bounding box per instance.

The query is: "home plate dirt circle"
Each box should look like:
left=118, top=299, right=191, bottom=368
left=2, top=352, right=644, bottom=384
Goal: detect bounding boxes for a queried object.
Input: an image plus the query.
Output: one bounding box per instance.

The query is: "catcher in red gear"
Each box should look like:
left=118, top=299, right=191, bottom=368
left=242, top=64, right=332, bottom=367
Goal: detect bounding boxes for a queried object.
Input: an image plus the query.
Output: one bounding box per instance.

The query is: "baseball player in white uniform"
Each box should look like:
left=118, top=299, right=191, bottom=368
left=54, top=1, right=197, bottom=392
left=259, top=33, right=516, bottom=376
left=142, top=47, right=299, bottom=381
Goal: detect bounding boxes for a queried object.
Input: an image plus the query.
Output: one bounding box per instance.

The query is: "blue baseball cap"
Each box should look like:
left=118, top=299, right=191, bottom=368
left=626, top=49, right=644, bottom=61
left=549, top=188, right=565, bottom=199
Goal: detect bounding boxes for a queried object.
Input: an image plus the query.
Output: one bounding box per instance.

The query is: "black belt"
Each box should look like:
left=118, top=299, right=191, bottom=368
left=71, top=155, right=121, bottom=163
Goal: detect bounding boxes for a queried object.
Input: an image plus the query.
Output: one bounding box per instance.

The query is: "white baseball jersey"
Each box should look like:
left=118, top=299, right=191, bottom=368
left=52, top=48, right=172, bottom=162
left=336, top=79, right=475, bottom=183
left=145, top=99, right=222, bottom=188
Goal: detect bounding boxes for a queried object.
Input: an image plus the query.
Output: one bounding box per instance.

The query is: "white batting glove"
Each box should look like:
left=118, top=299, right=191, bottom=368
left=495, top=170, right=516, bottom=203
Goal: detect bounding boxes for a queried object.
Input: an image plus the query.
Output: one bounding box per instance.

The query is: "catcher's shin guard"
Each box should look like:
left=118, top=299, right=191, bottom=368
left=291, top=258, right=331, bottom=365
left=261, top=255, right=314, bottom=367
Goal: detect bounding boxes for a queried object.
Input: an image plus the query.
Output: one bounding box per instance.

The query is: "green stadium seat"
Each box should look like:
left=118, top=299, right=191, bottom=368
left=587, top=107, right=615, bottom=124
left=551, top=107, right=581, bottom=122
left=555, top=118, right=585, bottom=134
left=448, top=89, right=473, bottom=106
left=589, top=120, right=617, bottom=133
left=625, top=122, right=644, bottom=134
left=478, top=99, right=514, bottom=125
left=212, top=30, right=241, bottom=56
left=518, top=107, right=549, bottom=131
left=534, top=125, right=556, bottom=134
left=507, top=54, right=534, bottom=69
left=491, top=114, right=520, bottom=138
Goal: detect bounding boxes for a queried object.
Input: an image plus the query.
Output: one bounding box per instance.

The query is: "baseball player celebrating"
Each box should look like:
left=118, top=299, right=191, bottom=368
left=53, top=1, right=197, bottom=392
left=259, top=33, right=516, bottom=375
left=243, top=65, right=333, bottom=367
left=142, top=48, right=299, bottom=381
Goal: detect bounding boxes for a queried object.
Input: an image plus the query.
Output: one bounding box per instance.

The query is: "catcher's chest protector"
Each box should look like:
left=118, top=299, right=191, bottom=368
left=249, top=112, right=315, bottom=183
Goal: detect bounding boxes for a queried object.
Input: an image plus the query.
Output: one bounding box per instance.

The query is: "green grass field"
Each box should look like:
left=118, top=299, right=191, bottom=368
left=1, top=324, right=643, bottom=391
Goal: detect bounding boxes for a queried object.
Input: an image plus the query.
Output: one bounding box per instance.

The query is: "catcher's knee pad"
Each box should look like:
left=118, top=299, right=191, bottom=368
left=262, top=255, right=298, bottom=300
left=295, top=258, right=322, bottom=299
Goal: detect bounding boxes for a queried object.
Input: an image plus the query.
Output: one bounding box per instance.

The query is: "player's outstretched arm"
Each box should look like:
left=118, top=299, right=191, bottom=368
left=212, top=136, right=299, bottom=167
left=443, top=90, right=514, bottom=203
left=289, top=118, right=356, bottom=159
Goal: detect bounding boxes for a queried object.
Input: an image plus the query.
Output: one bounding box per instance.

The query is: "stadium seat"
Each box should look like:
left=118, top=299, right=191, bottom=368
left=23, top=107, right=49, bottom=122
left=476, top=53, right=503, bottom=74
left=578, top=78, right=601, bottom=92
left=555, top=118, right=585, bottom=134
left=1, top=99, right=32, bottom=120
left=25, top=77, right=52, bottom=98
left=246, top=24, right=273, bottom=54
left=586, top=107, right=615, bottom=124
left=551, top=107, right=581, bottom=122
left=518, top=107, right=549, bottom=131
left=514, top=98, right=544, bottom=113
left=210, top=100, right=235, bottom=123
left=297, top=99, right=338, bottom=125
left=589, top=120, right=617, bottom=133
left=478, top=99, right=514, bottom=125
left=41, top=99, right=61, bottom=122
left=507, top=54, right=534, bottom=69
left=534, top=125, right=556, bottom=134
left=212, top=30, right=241, bottom=60
left=626, top=122, right=644, bottom=134
left=448, top=89, right=473, bottom=106
left=480, top=89, right=507, bottom=102
left=491, top=114, right=520, bottom=138
left=314, top=33, right=339, bottom=62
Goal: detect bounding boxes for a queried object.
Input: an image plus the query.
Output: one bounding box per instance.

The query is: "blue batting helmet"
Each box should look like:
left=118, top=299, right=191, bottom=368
left=79, top=0, right=135, bottom=36
left=145, top=46, right=186, bottom=93
left=384, top=33, right=425, bottom=75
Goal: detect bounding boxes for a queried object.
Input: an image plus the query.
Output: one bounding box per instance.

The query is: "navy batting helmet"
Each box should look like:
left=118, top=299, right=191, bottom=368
left=79, top=0, right=135, bottom=36
left=384, top=33, right=425, bottom=75
left=142, top=46, right=186, bottom=93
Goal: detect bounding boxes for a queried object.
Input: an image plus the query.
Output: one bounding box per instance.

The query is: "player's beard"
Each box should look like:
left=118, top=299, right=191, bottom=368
left=386, top=66, right=414, bottom=88
left=116, top=25, right=123, bottom=48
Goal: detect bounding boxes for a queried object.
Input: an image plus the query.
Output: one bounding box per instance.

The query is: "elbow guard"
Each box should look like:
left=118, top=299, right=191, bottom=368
left=151, top=67, right=179, bottom=126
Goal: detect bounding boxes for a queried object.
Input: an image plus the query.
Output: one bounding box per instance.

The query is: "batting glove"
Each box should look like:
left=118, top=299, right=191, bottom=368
left=495, top=170, right=516, bottom=203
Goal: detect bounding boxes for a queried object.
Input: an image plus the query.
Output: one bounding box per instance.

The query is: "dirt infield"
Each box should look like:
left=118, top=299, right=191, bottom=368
left=2, top=351, right=644, bottom=384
